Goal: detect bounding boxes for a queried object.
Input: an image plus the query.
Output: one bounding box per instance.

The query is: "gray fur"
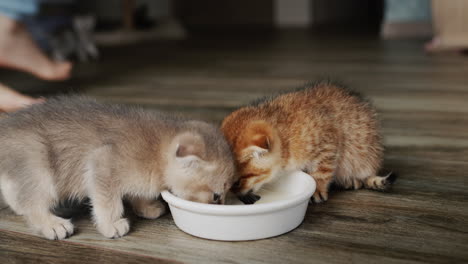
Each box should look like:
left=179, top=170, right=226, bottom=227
left=0, top=96, right=236, bottom=239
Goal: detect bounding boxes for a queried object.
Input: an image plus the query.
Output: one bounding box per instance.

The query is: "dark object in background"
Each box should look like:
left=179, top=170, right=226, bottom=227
left=25, top=2, right=99, bottom=62
left=133, top=4, right=156, bottom=30
left=311, top=0, right=384, bottom=34
left=174, top=0, right=383, bottom=35
left=49, top=15, right=99, bottom=62
left=174, top=0, right=274, bottom=33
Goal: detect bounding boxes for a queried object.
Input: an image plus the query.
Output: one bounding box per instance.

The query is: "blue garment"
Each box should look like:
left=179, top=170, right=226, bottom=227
left=0, top=0, right=40, bottom=20
left=384, top=0, right=431, bottom=23
left=0, top=0, right=74, bottom=51
left=0, top=0, right=74, bottom=20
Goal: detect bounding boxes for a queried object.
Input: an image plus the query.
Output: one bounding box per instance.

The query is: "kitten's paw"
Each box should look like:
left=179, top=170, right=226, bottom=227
left=134, top=201, right=166, bottom=219
left=38, top=217, right=74, bottom=240
left=341, top=179, right=363, bottom=190
left=352, top=179, right=363, bottom=190
left=98, top=218, right=130, bottom=239
left=312, top=178, right=330, bottom=203
left=312, top=190, right=328, bottom=203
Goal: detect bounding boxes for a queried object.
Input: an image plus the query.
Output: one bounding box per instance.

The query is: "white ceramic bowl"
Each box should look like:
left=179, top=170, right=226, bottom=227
left=161, top=171, right=316, bottom=241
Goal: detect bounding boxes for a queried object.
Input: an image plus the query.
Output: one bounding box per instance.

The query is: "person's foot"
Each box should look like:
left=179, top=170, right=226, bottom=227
left=0, top=83, right=43, bottom=112
left=0, top=15, right=72, bottom=81
left=425, top=37, right=467, bottom=54
left=425, top=37, right=448, bottom=53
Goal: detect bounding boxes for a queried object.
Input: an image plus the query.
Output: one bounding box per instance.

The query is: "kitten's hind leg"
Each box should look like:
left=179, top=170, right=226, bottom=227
left=1, top=174, right=24, bottom=215
left=338, top=178, right=364, bottom=190
left=129, top=196, right=166, bottom=219
left=3, top=169, right=74, bottom=240
left=363, top=172, right=397, bottom=191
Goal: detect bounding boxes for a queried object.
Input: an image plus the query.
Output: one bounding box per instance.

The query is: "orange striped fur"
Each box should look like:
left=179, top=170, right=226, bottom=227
left=222, top=81, right=394, bottom=203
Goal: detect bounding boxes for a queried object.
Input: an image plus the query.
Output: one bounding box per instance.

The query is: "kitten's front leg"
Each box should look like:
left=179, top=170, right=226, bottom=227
left=88, top=149, right=129, bottom=239
left=311, top=173, right=333, bottom=203
left=90, top=189, right=129, bottom=239
left=90, top=189, right=130, bottom=238
left=307, top=148, right=337, bottom=203
left=129, top=196, right=166, bottom=219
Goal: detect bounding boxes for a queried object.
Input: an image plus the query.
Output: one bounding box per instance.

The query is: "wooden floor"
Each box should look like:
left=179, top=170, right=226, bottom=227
left=1, top=31, right=467, bottom=264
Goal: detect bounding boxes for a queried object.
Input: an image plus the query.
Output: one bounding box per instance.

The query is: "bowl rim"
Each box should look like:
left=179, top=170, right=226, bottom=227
left=161, top=171, right=316, bottom=216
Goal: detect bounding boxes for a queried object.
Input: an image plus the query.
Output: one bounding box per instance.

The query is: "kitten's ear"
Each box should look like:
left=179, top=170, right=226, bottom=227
left=239, top=121, right=273, bottom=161
left=251, top=133, right=271, bottom=150
left=245, top=134, right=271, bottom=159
left=244, top=145, right=269, bottom=160
left=175, top=133, right=205, bottom=167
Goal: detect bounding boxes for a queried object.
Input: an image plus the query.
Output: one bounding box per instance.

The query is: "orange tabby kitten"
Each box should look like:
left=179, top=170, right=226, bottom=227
left=221, top=81, right=395, bottom=204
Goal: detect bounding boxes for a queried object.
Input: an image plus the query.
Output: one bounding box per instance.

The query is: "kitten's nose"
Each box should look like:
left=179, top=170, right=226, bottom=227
left=213, top=193, right=221, bottom=204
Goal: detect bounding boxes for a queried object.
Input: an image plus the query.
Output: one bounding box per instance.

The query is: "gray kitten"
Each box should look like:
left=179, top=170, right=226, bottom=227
left=0, top=97, right=237, bottom=240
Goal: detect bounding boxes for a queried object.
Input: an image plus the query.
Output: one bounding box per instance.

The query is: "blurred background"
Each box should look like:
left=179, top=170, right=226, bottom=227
left=0, top=0, right=467, bottom=123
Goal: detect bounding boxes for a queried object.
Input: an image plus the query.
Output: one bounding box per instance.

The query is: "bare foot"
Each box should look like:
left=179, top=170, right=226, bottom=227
left=425, top=37, right=446, bottom=53
left=0, top=83, right=44, bottom=112
left=0, top=15, right=72, bottom=81
left=425, top=37, right=466, bottom=54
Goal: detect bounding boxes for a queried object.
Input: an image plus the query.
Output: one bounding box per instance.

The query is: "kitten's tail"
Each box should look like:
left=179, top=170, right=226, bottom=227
left=364, top=171, right=397, bottom=191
